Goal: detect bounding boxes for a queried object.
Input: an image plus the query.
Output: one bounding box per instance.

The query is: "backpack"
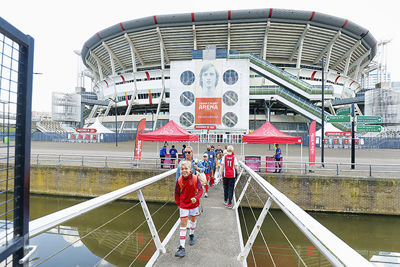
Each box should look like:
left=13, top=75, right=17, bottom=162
left=177, top=175, right=199, bottom=193
left=196, top=172, right=207, bottom=186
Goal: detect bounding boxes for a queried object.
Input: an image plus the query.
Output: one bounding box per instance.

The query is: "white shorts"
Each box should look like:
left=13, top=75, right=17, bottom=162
left=179, top=206, right=201, bottom=218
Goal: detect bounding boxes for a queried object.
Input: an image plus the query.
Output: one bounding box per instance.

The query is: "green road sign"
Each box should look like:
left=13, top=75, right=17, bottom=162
left=336, top=107, right=351, bottom=115
left=356, top=125, right=382, bottom=132
left=326, top=115, right=351, bottom=123
left=356, top=116, right=382, bottom=123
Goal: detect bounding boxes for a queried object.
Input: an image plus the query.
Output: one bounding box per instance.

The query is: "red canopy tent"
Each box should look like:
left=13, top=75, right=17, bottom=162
left=138, top=120, right=198, bottom=141
left=242, top=121, right=303, bottom=167
left=242, top=121, right=302, bottom=144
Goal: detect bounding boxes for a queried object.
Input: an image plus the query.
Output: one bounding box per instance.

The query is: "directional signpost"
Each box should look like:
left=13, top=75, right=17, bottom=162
left=326, top=115, right=351, bottom=123
left=356, top=116, right=382, bottom=124
left=336, top=107, right=351, bottom=115
left=356, top=125, right=382, bottom=133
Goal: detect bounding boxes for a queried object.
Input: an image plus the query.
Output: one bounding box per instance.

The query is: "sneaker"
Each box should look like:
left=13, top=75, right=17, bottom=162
left=189, top=234, right=195, bottom=246
left=223, top=201, right=228, bottom=206
left=204, top=193, right=208, bottom=198
left=227, top=204, right=232, bottom=209
left=175, top=246, right=186, bottom=257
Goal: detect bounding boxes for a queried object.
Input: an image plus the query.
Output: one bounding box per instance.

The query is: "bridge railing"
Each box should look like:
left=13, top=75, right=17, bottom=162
left=236, top=161, right=374, bottom=266
left=4, top=152, right=397, bottom=178
left=0, top=168, right=179, bottom=266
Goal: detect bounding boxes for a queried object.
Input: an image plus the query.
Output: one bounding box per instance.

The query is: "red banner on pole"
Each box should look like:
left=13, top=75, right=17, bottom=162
left=309, top=120, right=316, bottom=166
left=134, top=119, right=146, bottom=160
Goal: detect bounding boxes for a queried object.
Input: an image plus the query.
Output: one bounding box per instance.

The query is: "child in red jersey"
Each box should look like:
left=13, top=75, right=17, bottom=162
left=174, top=160, right=203, bottom=257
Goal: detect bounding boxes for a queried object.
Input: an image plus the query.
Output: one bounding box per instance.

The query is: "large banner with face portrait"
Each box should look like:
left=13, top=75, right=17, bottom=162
left=170, top=59, right=249, bottom=131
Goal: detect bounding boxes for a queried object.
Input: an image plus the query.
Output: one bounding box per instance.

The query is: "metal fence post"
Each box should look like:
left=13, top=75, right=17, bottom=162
left=37, top=154, right=39, bottom=165
left=233, top=175, right=252, bottom=210
left=58, top=155, right=61, bottom=166
left=336, top=164, right=339, bottom=176
left=369, top=165, right=372, bottom=177
left=237, top=197, right=273, bottom=263
left=105, top=156, right=108, bottom=168
left=81, top=156, right=84, bottom=167
left=137, top=189, right=166, bottom=253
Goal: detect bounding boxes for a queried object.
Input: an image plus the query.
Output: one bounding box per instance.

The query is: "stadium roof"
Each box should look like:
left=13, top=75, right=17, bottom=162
left=81, top=8, right=377, bottom=78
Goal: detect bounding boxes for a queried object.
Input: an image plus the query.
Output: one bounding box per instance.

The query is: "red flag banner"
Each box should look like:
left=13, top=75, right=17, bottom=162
left=148, top=89, right=152, bottom=104
left=124, top=92, right=129, bottom=106
left=309, top=120, right=316, bottom=166
left=134, top=118, right=146, bottom=160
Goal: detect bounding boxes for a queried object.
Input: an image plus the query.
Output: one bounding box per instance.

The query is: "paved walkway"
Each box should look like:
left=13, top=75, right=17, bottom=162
left=154, top=183, right=242, bottom=267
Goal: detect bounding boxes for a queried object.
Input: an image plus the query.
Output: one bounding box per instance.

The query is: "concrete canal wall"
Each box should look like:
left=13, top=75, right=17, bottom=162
left=28, top=165, right=176, bottom=202
left=237, top=174, right=400, bottom=215
left=4, top=165, right=399, bottom=215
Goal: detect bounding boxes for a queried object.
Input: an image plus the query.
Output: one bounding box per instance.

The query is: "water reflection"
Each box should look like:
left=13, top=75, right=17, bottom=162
left=27, top=195, right=177, bottom=267
left=239, top=208, right=400, bottom=267
left=2, top=194, right=400, bottom=266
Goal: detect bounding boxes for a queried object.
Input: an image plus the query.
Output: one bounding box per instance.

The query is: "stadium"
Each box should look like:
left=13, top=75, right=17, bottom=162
left=67, top=8, right=378, bottom=141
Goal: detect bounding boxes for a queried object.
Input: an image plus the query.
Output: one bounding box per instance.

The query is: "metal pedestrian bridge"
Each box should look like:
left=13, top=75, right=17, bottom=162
left=2, top=162, right=379, bottom=266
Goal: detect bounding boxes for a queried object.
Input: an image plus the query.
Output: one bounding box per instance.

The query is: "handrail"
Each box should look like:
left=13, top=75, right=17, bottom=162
left=29, top=168, right=177, bottom=238
left=230, top=53, right=334, bottom=96
left=250, top=85, right=351, bottom=131
left=2, top=152, right=397, bottom=177
left=239, top=161, right=373, bottom=266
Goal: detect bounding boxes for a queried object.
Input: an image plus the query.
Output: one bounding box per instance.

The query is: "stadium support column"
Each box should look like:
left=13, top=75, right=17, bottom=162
left=153, top=27, right=166, bottom=130
left=120, top=33, right=140, bottom=133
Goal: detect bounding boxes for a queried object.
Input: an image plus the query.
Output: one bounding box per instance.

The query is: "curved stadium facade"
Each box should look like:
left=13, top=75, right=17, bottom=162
left=80, top=8, right=377, bottom=138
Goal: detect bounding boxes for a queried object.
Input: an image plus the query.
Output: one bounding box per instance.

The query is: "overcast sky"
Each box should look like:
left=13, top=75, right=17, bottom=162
left=2, top=0, right=399, bottom=112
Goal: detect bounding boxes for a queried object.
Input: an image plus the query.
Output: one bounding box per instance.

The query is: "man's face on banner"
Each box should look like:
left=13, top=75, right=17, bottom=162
left=201, top=67, right=217, bottom=90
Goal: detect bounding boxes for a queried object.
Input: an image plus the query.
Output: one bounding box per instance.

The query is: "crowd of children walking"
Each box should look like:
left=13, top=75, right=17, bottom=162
left=174, top=143, right=239, bottom=257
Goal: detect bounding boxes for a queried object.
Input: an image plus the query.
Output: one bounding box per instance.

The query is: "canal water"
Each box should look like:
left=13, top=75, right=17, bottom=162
left=2, top=195, right=400, bottom=266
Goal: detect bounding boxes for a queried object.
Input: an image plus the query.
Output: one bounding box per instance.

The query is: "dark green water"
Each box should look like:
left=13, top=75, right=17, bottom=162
left=28, top=195, right=178, bottom=267
left=2, top=195, right=400, bottom=266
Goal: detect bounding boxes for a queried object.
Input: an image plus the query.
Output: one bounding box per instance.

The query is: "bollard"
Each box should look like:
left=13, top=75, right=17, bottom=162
left=81, top=156, right=84, bottom=167
left=336, top=164, right=339, bottom=176
left=369, top=165, right=372, bottom=177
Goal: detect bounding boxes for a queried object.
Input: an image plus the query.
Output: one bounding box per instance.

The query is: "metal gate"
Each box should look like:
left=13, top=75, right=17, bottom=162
left=0, top=17, right=34, bottom=266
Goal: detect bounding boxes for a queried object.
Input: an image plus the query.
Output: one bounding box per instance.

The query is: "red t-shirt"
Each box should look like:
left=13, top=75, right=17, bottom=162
left=175, top=174, right=203, bottom=209
left=224, top=155, right=236, bottom=178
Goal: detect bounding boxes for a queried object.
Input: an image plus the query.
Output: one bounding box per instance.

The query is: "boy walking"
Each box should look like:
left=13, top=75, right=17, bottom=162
left=201, top=153, right=212, bottom=198
left=175, top=161, right=203, bottom=257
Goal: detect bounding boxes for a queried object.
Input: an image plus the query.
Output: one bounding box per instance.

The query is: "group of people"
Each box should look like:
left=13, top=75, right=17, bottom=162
left=159, top=143, right=178, bottom=168
left=171, top=142, right=282, bottom=257
left=173, top=144, right=238, bottom=258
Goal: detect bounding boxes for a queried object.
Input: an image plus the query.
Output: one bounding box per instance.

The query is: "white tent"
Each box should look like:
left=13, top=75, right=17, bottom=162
left=88, top=118, right=114, bottom=133
left=315, top=123, right=342, bottom=138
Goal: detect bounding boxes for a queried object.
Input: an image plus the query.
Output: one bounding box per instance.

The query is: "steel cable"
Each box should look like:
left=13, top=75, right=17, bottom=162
left=93, top=200, right=170, bottom=266
left=247, top=178, right=307, bottom=266
left=33, top=201, right=142, bottom=266
left=239, top=203, right=258, bottom=267
left=244, top=184, right=276, bottom=267
left=128, top=207, right=178, bottom=266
